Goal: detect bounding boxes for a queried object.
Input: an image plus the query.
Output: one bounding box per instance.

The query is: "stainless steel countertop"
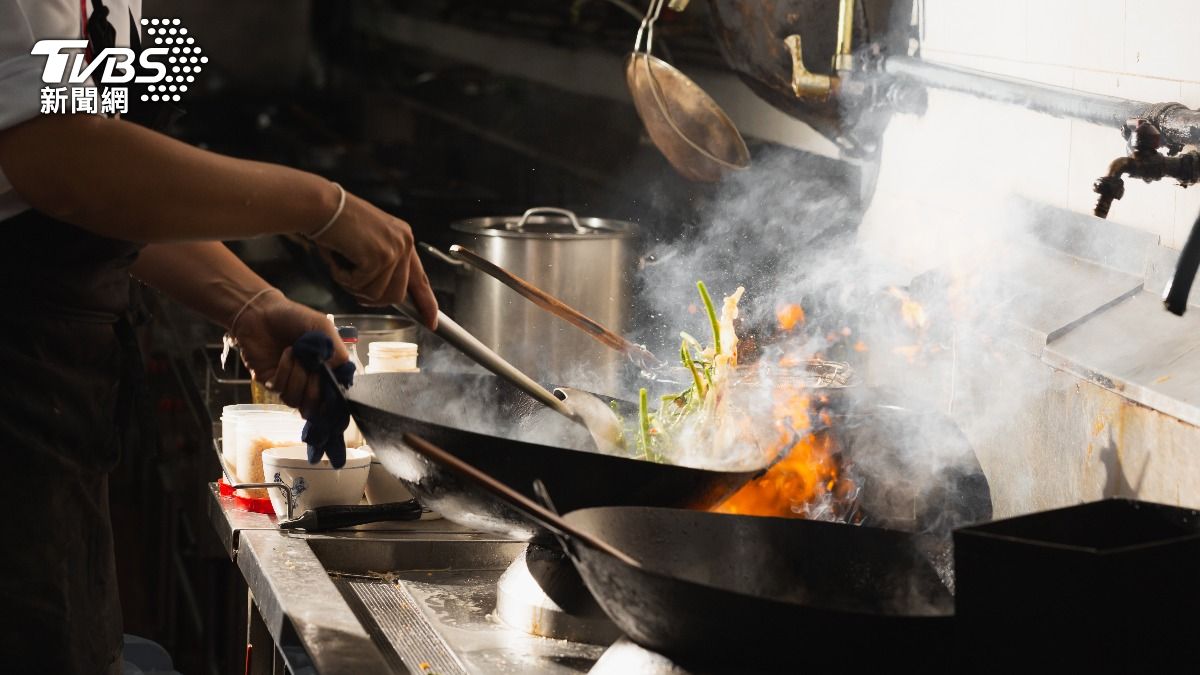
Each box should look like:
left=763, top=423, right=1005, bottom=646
left=209, top=483, right=395, bottom=673
left=1044, top=290, right=1200, bottom=427
left=208, top=484, right=614, bottom=675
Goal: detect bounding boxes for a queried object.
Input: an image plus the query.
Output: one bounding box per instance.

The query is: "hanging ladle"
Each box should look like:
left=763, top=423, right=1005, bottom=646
left=625, top=0, right=750, bottom=182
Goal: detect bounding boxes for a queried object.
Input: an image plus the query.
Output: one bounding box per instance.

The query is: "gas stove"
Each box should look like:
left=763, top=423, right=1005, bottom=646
left=325, top=537, right=750, bottom=675
left=330, top=558, right=754, bottom=675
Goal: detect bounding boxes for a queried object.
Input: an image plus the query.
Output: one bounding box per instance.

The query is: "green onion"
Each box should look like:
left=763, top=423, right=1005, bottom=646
left=638, top=387, right=652, bottom=457
left=681, top=339, right=706, bottom=396
left=697, top=281, right=721, bottom=356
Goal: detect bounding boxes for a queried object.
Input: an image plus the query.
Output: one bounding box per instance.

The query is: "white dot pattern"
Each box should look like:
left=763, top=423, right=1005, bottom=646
left=136, top=18, right=207, bottom=104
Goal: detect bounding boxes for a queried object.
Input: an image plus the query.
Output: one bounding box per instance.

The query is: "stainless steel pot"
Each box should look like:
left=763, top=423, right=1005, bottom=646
left=434, top=207, right=637, bottom=393
left=330, top=314, right=418, bottom=360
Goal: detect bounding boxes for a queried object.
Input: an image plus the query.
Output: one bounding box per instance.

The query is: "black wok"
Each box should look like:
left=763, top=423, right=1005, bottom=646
left=403, top=433, right=955, bottom=670
left=348, top=372, right=760, bottom=541
left=350, top=373, right=992, bottom=541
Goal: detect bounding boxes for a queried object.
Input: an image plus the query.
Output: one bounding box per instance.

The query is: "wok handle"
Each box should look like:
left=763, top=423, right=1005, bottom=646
left=401, top=432, right=641, bottom=568
left=279, top=500, right=423, bottom=531
left=390, top=301, right=576, bottom=419
left=447, top=245, right=659, bottom=368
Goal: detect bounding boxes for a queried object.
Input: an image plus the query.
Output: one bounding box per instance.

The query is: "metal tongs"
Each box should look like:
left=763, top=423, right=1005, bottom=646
left=389, top=301, right=627, bottom=454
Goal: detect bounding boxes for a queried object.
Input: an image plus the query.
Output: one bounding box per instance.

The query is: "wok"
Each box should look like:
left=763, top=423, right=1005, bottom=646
left=350, top=373, right=992, bottom=541
left=348, top=372, right=760, bottom=541
left=403, top=433, right=955, bottom=670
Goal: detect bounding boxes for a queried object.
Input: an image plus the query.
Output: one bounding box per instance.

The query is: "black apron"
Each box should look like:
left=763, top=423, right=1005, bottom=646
left=0, top=1, right=178, bottom=667
left=0, top=209, right=143, bottom=673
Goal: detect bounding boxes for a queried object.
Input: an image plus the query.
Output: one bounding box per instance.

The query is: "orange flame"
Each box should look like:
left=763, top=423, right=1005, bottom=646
left=776, top=303, right=806, bottom=331
left=714, top=386, right=853, bottom=519
left=888, top=286, right=928, bottom=330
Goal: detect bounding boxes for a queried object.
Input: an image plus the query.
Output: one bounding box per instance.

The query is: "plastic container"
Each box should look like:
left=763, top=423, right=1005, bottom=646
left=220, top=404, right=291, bottom=477
left=262, top=445, right=372, bottom=517
left=366, top=341, right=419, bottom=374
left=234, top=411, right=305, bottom=498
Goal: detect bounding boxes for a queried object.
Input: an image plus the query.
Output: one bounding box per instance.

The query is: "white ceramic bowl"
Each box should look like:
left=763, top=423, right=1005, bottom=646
left=261, top=445, right=371, bottom=517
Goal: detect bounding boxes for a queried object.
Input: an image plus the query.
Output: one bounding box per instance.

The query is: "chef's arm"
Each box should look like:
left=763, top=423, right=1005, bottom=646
left=0, top=114, right=335, bottom=242
left=130, top=241, right=275, bottom=330
left=130, top=241, right=348, bottom=411
left=0, top=113, right=438, bottom=326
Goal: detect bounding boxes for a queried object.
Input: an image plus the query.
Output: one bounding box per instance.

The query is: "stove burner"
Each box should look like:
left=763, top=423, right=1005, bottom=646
left=592, top=637, right=787, bottom=675
left=495, top=544, right=621, bottom=644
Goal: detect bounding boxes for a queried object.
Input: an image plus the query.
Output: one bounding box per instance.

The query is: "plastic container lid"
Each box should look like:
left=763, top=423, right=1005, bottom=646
left=337, top=325, right=359, bottom=342
left=368, top=341, right=418, bottom=356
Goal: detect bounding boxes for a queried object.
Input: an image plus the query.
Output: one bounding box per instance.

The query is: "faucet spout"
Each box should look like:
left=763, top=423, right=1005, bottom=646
left=1093, top=118, right=1200, bottom=218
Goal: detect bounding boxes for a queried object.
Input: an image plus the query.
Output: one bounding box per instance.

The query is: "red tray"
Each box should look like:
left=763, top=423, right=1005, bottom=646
left=218, top=478, right=276, bottom=515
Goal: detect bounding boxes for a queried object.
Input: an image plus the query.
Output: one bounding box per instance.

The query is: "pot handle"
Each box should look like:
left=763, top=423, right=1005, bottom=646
left=510, top=207, right=589, bottom=234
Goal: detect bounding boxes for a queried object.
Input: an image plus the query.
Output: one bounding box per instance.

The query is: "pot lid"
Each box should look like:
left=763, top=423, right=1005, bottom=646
left=451, top=207, right=637, bottom=239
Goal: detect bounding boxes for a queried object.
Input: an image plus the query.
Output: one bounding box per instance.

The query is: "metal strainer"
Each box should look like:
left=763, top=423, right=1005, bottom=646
left=625, top=0, right=750, bottom=182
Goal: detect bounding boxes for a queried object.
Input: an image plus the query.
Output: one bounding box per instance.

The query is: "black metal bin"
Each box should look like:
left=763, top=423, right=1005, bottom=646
left=953, top=498, right=1200, bottom=670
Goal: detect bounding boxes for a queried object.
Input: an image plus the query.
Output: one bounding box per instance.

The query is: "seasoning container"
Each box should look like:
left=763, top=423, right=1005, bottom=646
left=339, top=326, right=366, bottom=448
left=366, top=341, right=419, bottom=373
left=233, top=410, right=305, bottom=499
left=220, top=404, right=291, bottom=478
left=359, top=339, right=436, bottom=516
left=250, top=372, right=283, bottom=405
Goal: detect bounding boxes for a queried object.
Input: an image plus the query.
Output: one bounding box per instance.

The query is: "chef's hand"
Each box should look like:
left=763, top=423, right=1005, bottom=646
left=232, top=290, right=349, bottom=416
left=310, top=191, right=439, bottom=329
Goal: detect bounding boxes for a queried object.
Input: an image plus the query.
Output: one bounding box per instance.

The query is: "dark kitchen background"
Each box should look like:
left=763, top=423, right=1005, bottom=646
left=115, top=1, right=1200, bottom=672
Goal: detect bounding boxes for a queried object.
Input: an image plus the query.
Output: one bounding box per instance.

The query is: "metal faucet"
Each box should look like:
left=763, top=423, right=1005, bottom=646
left=1093, top=118, right=1200, bottom=219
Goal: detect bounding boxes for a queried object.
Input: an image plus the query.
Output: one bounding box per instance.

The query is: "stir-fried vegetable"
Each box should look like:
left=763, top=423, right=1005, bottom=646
left=633, top=281, right=745, bottom=462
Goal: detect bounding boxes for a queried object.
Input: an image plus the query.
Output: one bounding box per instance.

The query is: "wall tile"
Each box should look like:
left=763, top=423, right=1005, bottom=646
left=1069, top=0, right=1126, bottom=73
left=1123, top=0, right=1200, bottom=81
left=922, top=0, right=1027, bottom=60
left=1026, top=0, right=1081, bottom=67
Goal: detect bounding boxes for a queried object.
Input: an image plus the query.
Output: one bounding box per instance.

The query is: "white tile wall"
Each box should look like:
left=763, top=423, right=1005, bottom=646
left=868, top=0, right=1200, bottom=255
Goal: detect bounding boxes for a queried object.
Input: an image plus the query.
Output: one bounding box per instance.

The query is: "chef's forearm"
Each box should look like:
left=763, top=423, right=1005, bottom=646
left=130, top=241, right=274, bottom=329
left=0, top=113, right=339, bottom=242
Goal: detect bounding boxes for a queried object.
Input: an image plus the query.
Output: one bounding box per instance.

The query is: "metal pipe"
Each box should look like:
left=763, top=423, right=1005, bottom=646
left=883, top=55, right=1142, bottom=127
left=833, top=0, right=855, bottom=71
left=883, top=55, right=1200, bottom=149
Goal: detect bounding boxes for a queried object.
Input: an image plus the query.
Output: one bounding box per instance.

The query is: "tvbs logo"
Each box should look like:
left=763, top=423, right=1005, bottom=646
left=34, top=17, right=206, bottom=114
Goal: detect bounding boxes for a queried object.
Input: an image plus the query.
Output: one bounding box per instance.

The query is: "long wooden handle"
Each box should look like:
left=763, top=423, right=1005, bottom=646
left=401, top=432, right=642, bottom=568
left=448, top=245, right=660, bottom=368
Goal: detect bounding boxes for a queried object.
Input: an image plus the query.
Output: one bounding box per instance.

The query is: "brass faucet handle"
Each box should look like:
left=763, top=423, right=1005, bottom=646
left=784, top=34, right=836, bottom=101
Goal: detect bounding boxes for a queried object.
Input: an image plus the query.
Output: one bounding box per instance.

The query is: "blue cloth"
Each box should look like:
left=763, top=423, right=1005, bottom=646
left=292, top=331, right=355, bottom=468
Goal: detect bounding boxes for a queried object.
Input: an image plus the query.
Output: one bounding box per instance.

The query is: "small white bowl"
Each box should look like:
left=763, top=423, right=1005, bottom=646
left=363, top=446, right=443, bottom=520
left=261, top=445, right=371, bottom=517
left=363, top=449, right=415, bottom=505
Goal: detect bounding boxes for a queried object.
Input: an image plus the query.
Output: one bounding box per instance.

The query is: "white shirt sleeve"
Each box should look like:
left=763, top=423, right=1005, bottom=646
left=0, top=0, right=86, bottom=214
left=0, top=1, right=44, bottom=130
